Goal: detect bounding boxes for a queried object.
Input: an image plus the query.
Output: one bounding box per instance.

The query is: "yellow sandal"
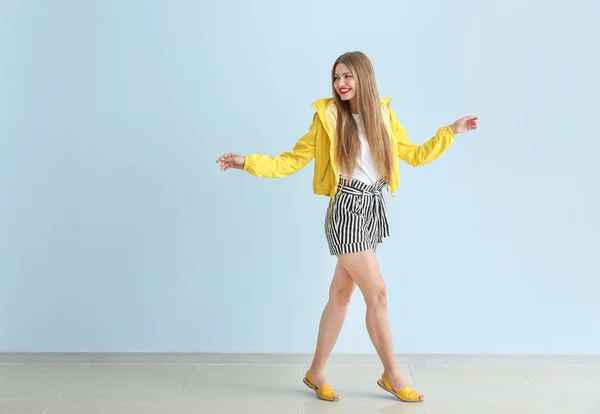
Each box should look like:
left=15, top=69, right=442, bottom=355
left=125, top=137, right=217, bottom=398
left=377, top=373, right=423, bottom=402
left=303, top=370, right=339, bottom=402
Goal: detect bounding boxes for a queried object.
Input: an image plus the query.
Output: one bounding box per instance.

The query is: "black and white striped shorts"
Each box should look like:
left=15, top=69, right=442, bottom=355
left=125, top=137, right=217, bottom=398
left=324, top=178, right=390, bottom=256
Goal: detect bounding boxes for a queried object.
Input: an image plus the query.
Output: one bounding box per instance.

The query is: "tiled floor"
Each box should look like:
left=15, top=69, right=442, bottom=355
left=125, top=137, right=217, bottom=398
left=1, top=363, right=600, bottom=413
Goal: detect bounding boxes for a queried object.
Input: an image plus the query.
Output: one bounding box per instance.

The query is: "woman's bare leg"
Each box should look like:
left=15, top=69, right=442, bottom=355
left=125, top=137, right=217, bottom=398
left=337, top=249, right=424, bottom=401
left=307, top=260, right=355, bottom=401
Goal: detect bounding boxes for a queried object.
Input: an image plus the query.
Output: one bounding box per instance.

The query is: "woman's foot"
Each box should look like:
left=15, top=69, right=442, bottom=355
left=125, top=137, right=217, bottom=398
left=303, top=368, right=340, bottom=402
left=380, top=371, right=424, bottom=402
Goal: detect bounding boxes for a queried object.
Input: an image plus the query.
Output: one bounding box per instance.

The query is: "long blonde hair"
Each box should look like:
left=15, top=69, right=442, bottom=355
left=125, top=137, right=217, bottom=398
left=331, top=51, right=393, bottom=180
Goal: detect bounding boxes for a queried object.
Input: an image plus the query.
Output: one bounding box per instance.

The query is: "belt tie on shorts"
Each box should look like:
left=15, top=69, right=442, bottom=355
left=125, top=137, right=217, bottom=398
left=338, top=181, right=388, bottom=237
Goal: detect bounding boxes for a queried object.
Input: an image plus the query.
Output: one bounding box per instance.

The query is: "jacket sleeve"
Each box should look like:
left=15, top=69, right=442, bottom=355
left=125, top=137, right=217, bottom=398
left=242, top=113, right=318, bottom=178
left=390, top=106, right=456, bottom=167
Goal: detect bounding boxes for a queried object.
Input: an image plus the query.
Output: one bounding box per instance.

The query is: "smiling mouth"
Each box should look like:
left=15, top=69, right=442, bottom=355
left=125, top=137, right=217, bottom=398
left=339, top=88, right=351, bottom=95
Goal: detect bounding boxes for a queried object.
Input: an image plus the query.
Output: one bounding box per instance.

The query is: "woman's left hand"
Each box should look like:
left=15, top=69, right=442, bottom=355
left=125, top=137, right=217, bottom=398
left=451, top=116, right=478, bottom=134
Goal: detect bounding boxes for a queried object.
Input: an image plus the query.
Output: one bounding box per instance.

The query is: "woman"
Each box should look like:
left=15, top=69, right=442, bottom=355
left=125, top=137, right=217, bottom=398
left=216, top=51, right=478, bottom=403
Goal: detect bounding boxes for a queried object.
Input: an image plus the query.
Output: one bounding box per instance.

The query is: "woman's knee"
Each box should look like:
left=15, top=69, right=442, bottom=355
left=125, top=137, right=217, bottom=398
left=365, top=286, right=387, bottom=308
left=330, top=285, right=355, bottom=306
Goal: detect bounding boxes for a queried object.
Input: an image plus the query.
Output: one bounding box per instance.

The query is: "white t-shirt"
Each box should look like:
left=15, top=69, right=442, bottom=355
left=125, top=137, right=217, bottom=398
left=340, top=114, right=380, bottom=185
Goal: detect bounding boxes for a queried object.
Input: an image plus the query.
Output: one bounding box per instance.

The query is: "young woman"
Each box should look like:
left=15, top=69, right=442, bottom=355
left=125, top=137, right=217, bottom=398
left=216, top=51, right=478, bottom=403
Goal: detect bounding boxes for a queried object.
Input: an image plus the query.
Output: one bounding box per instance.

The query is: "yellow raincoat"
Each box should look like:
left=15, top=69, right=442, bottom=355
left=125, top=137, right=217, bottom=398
left=242, top=97, right=455, bottom=197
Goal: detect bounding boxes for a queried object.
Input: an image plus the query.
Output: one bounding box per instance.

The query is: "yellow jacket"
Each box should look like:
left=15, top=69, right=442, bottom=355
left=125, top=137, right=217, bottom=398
left=242, top=97, right=456, bottom=197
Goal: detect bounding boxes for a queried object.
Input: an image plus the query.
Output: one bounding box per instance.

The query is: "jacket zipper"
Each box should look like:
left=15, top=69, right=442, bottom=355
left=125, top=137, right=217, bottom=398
left=320, top=158, right=330, bottom=183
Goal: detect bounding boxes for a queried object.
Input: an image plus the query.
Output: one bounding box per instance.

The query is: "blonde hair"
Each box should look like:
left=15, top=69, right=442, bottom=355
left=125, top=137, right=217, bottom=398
left=331, top=51, right=393, bottom=180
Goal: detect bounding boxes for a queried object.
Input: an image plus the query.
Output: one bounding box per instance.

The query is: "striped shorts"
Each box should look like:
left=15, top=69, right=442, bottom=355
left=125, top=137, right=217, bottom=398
left=324, top=178, right=390, bottom=256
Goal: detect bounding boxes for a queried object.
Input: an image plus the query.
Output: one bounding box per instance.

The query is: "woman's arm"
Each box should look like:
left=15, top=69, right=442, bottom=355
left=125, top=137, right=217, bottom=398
left=390, top=107, right=477, bottom=167
left=216, top=113, right=319, bottom=178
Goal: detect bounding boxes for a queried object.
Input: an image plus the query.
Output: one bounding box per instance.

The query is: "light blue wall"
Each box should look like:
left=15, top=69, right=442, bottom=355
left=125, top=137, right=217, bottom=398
left=1, top=0, right=599, bottom=353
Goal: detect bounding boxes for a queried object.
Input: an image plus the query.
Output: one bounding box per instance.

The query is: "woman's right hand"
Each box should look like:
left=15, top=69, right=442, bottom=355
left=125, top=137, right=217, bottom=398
left=216, top=153, right=245, bottom=172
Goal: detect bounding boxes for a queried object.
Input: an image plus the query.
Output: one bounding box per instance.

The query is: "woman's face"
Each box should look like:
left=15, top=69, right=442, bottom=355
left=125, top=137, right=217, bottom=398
left=333, top=63, right=357, bottom=102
